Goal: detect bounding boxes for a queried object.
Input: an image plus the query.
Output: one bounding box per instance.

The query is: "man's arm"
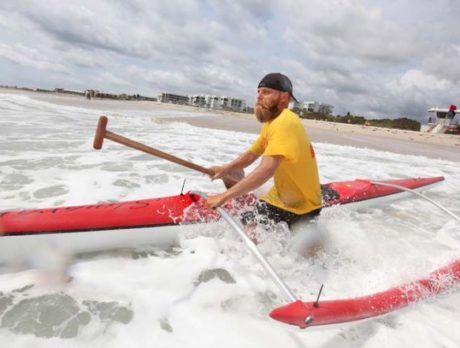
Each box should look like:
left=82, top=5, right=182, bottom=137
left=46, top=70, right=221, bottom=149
left=206, top=155, right=282, bottom=208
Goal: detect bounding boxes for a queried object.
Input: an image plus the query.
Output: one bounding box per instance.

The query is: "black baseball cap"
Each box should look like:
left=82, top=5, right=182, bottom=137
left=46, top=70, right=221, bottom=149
left=257, top=73, right=299, bottom=103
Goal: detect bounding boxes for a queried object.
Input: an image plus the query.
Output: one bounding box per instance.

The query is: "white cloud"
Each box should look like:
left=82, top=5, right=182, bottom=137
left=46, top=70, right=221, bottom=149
left=397, top=70, right=449, bottom=91
left=96, top=71, right=130, bottom=86
left=0, top=0, right=459, bottom=121
left=127, top=65, right=188, bottom=92
left=284, top=0, right=417, bottom=64
left=0, top=43, right=68, bottom=72
left=422, top=46, right=460, bottom=85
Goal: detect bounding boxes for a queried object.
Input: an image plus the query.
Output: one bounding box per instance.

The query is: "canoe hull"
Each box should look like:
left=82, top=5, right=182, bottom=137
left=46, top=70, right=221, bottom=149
left=0, top=176, right=444, bottom=260
left=0, top=225, right=184, bottom=263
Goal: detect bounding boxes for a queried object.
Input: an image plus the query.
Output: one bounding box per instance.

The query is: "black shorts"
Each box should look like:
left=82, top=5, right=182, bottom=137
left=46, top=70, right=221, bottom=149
left=240, top=200, right=321, bottom=227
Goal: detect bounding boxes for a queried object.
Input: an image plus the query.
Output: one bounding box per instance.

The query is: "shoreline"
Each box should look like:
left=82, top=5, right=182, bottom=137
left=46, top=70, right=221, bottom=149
left=2, top=87, right=459, bottom=162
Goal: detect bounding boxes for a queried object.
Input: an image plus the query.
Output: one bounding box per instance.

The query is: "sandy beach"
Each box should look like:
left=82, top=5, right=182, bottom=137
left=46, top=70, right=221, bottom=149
left=3, top=87, right=459, bottom=162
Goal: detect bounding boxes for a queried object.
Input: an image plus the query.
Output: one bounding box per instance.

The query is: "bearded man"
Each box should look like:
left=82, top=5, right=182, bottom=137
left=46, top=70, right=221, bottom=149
left=206, top=73, right=322, bottom=228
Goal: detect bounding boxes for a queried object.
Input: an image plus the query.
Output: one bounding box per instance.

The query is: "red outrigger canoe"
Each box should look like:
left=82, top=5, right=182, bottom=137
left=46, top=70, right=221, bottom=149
left=2, top=175, right=458, bottom=329
left=1, top=176, right=444, bottom=236
left=0, top=176, right=444, bottom=257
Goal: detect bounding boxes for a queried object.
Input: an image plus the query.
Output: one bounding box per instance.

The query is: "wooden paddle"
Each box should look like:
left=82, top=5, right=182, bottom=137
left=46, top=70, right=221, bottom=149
left=93, top=116, right=240, bottom=188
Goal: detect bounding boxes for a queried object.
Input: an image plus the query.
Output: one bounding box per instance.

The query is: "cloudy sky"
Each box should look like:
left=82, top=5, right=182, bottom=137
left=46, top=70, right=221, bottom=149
left=1, top=0, right=459, bottom=121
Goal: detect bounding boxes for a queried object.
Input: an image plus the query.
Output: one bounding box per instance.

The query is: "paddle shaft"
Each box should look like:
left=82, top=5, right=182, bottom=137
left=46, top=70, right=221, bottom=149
left=93, top=115, right=215, bottom=176
left=105, top=130, right=213, bottom=176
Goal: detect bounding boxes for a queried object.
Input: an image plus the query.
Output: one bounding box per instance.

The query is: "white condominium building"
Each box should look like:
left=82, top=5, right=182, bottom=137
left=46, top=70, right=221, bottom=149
left=189, top=94, right=246, bottom=111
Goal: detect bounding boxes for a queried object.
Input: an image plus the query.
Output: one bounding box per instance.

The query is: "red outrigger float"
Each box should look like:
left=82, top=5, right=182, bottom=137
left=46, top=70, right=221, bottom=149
left=270, top=259, right=460, bottom=328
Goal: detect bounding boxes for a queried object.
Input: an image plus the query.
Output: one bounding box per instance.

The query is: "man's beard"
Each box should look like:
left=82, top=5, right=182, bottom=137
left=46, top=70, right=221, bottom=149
left=255, top=99, right=281, bottom=123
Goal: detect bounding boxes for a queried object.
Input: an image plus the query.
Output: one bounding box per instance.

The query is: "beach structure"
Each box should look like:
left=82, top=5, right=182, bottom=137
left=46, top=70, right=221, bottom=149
left=426, top=105, right=459, bottom=134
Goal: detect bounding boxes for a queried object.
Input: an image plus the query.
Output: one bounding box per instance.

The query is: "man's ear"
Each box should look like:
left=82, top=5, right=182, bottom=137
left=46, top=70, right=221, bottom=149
left=281, top=91, right=290, bottom=105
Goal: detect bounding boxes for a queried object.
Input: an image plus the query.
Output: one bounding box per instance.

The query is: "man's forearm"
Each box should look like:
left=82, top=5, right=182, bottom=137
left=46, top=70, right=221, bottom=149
left=226, top=150, right=259, bottom=170
left=222, top=168, right=271, bottom=201
left=205, top=155, right=282, bottom=208
left=222, top=156, right=280, bottom=201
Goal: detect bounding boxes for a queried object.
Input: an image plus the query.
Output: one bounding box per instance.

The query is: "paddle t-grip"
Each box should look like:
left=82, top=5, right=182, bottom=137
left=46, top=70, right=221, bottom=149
left=93, top=115, right=108, bottom=149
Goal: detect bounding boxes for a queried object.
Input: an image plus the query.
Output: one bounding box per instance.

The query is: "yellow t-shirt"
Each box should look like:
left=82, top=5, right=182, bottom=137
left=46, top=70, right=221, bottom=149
left=250, top=109, right=322, bottom=214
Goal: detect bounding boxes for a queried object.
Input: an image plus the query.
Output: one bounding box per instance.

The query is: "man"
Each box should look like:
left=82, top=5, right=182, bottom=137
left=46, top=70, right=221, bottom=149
left=446, top=104, right=457, bottom=119
left=206, top=73, right=322, bottom=228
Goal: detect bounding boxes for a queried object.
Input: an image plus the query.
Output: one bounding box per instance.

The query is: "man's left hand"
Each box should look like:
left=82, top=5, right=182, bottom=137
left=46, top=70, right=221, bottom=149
left=205, top=193, right=227, bottom=209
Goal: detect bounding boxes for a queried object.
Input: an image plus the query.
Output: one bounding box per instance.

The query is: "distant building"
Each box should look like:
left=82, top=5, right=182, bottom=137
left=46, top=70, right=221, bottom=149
left=301, top=101, right=333, bottom=114
left=229, top=97, right=245, bottom=111
left=54, top=88, right=84, bottom=96
left=206, top=95, right=220, bottom=109
left=190, top=95, right=206, bottom=107
left=218, top=96, right=246, bottom=111
left=158, top=92, right=189, bottom=105
left=219, top=96, right=229, bottom=109
left=302, top=101, right=320, bottom=113
left=292, top=100, right=302, bottom=109
left=50, top=88, right=84, bottom=95
left=175, top=93, right=246, bottom=111
left=318, top=103, right=334, bottom=114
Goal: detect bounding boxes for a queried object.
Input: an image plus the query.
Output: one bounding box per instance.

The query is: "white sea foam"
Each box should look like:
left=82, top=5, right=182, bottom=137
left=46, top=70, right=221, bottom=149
left=0, top=92, right=459, bottom=347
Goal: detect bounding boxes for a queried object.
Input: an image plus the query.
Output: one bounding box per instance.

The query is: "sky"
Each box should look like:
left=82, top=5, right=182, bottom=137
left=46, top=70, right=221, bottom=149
left=1, top=0, right=459, bottom=121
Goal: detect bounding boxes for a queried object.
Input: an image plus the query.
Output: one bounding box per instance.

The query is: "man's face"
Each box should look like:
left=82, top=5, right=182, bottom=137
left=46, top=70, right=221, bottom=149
left=255, top=87, right=285, bottom=123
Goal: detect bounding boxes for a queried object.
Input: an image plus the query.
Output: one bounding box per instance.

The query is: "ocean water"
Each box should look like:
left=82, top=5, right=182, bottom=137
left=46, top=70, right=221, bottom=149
left=1, top=92, right=459, bottom=347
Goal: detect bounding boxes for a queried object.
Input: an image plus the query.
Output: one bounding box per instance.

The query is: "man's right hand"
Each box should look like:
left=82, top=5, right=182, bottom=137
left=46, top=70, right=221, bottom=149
left=208, top=165, right=228, bottom=181
left=208, top=166, right=244, bottom=189
left=205, top=193, right=228, bottom=209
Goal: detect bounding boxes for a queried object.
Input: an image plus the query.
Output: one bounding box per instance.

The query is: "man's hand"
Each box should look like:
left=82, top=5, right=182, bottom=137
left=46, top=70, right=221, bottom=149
left=208, top=165, right=244, bottom=189
left=205, top=193, right=228, bottom=209
left=208, top=165, right=230, bottom=181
